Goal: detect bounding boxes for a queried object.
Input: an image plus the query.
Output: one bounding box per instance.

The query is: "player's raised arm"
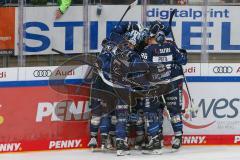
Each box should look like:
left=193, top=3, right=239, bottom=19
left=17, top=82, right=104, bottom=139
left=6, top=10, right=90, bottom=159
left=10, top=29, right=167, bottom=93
left=55, top=0, right=72, bottom=19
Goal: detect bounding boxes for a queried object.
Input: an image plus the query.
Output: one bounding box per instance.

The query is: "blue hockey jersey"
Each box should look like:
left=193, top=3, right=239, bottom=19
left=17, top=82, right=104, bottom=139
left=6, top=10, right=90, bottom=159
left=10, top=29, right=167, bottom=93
left=141, top=42, right=187, bottom=83
left=97, top=51, right=113, bottom=80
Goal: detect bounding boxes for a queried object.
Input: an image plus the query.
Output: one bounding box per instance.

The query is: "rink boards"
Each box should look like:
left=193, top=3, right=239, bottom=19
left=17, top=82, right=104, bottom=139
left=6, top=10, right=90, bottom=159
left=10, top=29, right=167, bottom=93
left=0, top=63, right=240, bottom=152
left=2, top=5, right=240, bottom=55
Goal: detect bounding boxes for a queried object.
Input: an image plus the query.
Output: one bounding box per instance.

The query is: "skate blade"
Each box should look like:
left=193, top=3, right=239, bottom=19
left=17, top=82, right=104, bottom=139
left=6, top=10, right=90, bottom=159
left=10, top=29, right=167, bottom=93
left=90, top=147, right=97, bottom=152
left=117, top=150, right=130, bottom=156
left=142, top=149, right=163, bottom=155
left=91, top=148, right=116, bottom=153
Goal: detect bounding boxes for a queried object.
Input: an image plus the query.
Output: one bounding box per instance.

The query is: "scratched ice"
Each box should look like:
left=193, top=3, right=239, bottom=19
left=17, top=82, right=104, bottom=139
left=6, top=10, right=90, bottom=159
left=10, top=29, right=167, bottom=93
left=0, top=146, right=240, bottom=160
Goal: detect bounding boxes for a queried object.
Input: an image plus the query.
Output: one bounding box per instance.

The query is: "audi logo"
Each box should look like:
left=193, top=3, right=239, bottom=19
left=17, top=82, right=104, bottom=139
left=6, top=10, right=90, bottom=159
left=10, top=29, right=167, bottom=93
left=213, top=66, right=233, bottom=74
left=33, top=70, right=52, bottom=77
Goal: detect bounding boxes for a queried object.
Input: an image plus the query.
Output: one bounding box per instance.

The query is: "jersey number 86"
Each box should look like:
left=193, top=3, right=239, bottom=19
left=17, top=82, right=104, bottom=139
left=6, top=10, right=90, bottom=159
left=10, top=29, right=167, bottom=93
left=141, top=52, right=148, bottom=60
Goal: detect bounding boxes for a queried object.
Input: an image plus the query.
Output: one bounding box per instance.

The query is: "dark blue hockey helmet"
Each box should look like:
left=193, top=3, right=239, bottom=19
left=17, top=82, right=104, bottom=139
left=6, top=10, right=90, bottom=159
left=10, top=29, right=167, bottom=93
left=109, top=32, right=126, bottom=44
left=149, top=20, right=170, bottom=37
left=112, top=22, right=130, bottom=35
left=155, top=30, right=166, bottom=44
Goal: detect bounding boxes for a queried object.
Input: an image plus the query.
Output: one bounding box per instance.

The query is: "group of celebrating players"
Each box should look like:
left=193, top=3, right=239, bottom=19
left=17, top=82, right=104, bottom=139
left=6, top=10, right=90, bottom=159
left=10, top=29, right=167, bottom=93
left=87, top=20, right=188, bottom=156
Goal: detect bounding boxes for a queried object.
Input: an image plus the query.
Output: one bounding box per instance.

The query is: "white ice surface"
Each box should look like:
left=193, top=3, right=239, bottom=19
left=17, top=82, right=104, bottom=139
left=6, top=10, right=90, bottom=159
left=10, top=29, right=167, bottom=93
left=0, top=146, right=240, bottom=160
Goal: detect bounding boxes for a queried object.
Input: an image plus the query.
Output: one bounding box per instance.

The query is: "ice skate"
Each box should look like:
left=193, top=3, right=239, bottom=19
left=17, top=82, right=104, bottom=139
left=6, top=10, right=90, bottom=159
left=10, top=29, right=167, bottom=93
left=134, top=142, right=146, bottom=150
left=100, top=134, right=108, bottom=150
left=107, top=135, right=116, bottom=150
left=171, top=135, right=182, bottom=152
left=142, top=135, right=162, bottom=155
left=134, top=136, right=146, bottom=150
left=88, top=137, right=98, bottom=151
left=116, top=139, right=130, bottom=156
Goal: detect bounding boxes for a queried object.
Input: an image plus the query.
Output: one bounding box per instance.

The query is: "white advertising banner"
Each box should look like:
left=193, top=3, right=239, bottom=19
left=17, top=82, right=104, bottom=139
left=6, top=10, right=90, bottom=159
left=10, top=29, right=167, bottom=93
left=1, top=64, right=240, bottom=136
left=3, top=63, right=240, bottom=82
left=181, top=82, right=240, bottom=135
left=0, top=68, right=18, bottom=81
left=0, top=63, right=203, bottom=82
left=15, top=5, right=240, bottom=55
left=0, top=65, right=89, bottom=82
left=183, top=63, right=201, bottom=76
left=207, top=63, right=240, bottom=76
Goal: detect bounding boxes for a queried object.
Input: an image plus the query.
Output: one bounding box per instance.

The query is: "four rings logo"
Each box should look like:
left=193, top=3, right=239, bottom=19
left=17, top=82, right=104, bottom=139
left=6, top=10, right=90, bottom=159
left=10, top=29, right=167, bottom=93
left=33, top=70, right=52, bottom=77
left=213, top=66, right=233, bottom=74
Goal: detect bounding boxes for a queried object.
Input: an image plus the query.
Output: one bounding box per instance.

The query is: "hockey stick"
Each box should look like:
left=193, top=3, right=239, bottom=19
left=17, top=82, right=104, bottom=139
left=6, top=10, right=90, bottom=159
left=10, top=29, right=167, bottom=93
left=117, top=0, right=139, bottom=26
left=168, top=9, right=198, bottom=117
left=114, top=0, right=139, bottom=113
left=161, top=95, right=171, bottom=120
left=169, top=9, right=177, bottom=42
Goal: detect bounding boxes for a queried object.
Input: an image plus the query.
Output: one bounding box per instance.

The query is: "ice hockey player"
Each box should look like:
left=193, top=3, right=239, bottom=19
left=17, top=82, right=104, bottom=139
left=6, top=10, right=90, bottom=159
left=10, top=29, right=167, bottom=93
left=112, top=30, right=148, bottom=156
left=106, top=26, right=168, bottom=155
left=112, top=23, right=151, bottom=151
left=88, top=30, right=145, bottom=155
left=148, top=20, right=188, bottom=151
left=112, top=21, right=143, bottom=35
left=87, top=38, right=118, bottom=151
left=122, top=30, right=147, bottom=150
left=112, top=24, right=162, bottom=152
left=140, top=20, right=187, bottom=154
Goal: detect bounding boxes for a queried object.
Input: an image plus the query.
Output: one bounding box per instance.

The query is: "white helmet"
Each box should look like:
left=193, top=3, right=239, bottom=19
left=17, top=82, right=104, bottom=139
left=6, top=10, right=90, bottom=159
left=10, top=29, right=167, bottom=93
left=125, top=30, right=141, bottom=46
left=136, top=23, right=144, bottom=32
